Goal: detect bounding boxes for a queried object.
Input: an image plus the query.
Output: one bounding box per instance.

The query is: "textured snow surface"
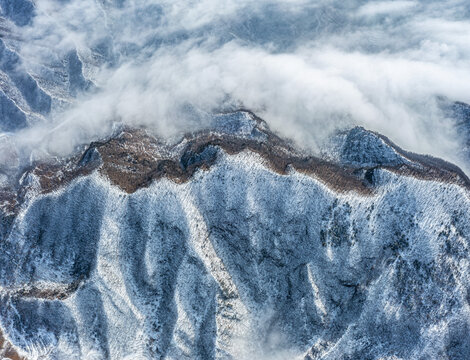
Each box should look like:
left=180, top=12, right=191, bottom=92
left=323, top=127, right=410, bottom=168
left=1, top=151, right=470, bottom=359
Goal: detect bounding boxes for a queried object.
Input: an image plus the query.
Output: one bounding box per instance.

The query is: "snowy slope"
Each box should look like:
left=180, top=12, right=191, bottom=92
left=0, top=114, right=470, bottom=359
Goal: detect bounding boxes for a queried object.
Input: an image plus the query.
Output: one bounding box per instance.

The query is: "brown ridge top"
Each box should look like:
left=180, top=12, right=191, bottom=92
left=1, top=111, right=469, bottom=213
left=74, top=119, right=470, bottom=194
left=92, top=128, right=374, bottom=194
left=376, top=131, right=470, bottom=189
left=0, top=329, right=24, bottom=360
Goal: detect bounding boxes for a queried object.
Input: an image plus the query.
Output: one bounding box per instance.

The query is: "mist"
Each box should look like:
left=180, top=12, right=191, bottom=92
left=2, top=0, right=470, bottom=171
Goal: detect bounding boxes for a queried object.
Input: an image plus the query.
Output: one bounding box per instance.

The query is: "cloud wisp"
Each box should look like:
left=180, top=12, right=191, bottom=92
left=2, top=0, right=470, bottom=171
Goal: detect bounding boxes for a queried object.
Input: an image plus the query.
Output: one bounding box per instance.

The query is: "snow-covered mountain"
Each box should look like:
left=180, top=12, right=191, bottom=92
left=1, top=111, right=470, bottom=359
left=1, top=1, right=470, bottom=359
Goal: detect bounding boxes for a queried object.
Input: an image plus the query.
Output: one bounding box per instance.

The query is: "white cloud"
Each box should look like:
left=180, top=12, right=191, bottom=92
left=4, top=0, right=470, bottom=172
left=357, top=1, right=418, bottom=17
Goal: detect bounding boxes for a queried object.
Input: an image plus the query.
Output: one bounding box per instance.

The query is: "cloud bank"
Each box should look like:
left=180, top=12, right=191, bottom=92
left=2, top=0, right=470, bottom=171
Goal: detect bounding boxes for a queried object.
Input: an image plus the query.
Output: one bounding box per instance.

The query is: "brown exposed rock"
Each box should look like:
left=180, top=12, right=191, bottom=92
left=89, top=119, right=470, bottom=195
left=375, top=130, right=470, bottom=190
left=0, top=329, right=24, bottom=360
left=93, top=128, right=373, bottom=195
left=1, top=111, right=469, bottom=225
left=10, top=278, right=84, bottom=301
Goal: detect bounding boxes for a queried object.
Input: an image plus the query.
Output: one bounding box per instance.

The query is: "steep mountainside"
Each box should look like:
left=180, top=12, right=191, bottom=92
left=1, top=111, right=470, bottom=359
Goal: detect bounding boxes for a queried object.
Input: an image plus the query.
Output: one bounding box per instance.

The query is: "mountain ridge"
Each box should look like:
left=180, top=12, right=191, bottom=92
left=1, top=111, right=470, bottom=359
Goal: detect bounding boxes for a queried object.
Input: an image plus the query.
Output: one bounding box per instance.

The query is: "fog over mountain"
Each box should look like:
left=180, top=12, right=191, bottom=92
left=0, top=0, right=469, bottom=168
left=1, top=1, right=470, bottom=360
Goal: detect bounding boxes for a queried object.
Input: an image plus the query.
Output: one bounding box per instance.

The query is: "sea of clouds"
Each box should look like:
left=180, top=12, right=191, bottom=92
left=2, top=0, right=470, bottom=170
